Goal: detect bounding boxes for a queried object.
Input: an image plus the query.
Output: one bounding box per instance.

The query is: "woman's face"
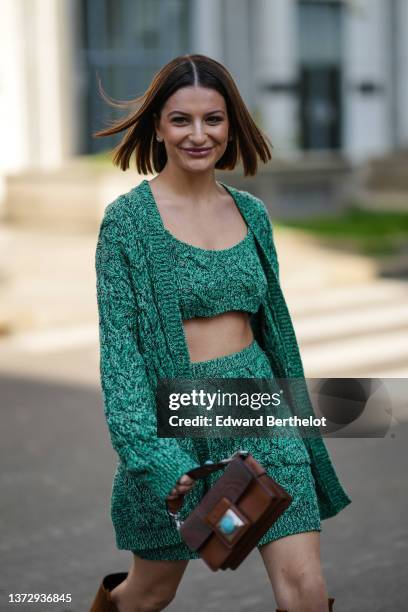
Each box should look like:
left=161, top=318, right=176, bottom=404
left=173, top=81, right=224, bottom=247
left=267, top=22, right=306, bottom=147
left=154, top=85, right=231, bottom=174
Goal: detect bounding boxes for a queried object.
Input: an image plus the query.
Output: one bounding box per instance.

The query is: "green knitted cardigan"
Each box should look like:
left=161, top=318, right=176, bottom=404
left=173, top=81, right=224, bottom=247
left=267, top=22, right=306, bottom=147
left=95, top=178, right=351, bottom=535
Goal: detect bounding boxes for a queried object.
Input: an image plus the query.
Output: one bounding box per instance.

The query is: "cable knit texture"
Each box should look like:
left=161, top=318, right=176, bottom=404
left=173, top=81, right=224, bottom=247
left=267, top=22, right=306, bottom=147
left=133, top=340, right=320, bottom=561
left=95, top=178, right=352, bottom=553
left=189, top=340, right=313, bottom=467
left=166, top=225, right=268, bottom=320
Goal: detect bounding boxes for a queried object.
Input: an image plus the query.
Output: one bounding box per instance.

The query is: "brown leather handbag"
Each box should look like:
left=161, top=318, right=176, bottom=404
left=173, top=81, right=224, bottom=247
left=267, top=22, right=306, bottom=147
left=166, top=451, right=292, bottom=571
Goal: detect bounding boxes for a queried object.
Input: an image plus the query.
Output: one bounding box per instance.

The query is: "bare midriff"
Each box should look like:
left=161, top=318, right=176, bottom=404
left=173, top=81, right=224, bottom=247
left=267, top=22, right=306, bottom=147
left=182, top=310, right=254, bottom=363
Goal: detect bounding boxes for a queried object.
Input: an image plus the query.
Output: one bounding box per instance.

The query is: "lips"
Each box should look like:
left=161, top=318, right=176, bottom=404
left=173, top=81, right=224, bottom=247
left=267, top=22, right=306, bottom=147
left=182, top=147, right=213, bottom=152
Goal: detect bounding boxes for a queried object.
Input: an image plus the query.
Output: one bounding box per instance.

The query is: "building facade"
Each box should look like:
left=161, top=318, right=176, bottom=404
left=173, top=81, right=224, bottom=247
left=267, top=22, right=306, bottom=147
left=1, top=0, right=408, bottom=177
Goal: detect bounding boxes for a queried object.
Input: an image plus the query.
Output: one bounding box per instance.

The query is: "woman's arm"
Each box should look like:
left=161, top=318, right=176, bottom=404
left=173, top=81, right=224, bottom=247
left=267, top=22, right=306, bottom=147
left=95, top=209, right=198, bottom=502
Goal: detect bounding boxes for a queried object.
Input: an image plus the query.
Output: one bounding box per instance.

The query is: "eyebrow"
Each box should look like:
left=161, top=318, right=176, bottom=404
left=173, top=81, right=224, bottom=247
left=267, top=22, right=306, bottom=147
left=167, top=109, right=226, bottom=117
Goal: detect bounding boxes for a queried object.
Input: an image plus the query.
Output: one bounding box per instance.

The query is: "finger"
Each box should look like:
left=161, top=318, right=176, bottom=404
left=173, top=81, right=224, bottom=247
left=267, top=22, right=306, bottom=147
left=174, top=489, right=192, bottom=497
left=176, top=483, right=195, bottom=492
left=169, top=488, right=183, bottom=497
left=177, top=479, right=195, bottom=489
left=177, top=475, right=195, bottom=485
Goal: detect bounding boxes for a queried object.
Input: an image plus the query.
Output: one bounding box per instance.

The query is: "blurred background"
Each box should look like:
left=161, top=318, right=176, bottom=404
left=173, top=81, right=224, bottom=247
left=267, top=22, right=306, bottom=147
left=0, top=1, right=407, bottom=611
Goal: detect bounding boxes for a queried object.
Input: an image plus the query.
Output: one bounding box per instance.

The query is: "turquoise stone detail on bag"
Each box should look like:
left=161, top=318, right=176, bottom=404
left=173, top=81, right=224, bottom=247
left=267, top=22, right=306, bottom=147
left=217, top=508, right=245, bottom=538
left=219, top=515, right=236, bottom=534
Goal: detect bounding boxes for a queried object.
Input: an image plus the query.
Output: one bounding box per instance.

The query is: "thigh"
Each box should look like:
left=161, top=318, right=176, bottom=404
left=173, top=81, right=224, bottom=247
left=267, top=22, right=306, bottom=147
left=258, top=532, right=323, bottom=599
left=128, top=553, right=189, bottom=598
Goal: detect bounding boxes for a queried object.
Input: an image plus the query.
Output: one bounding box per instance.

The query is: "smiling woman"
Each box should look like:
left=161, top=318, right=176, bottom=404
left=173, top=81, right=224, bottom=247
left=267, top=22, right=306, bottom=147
left=152, top=85, right=231, bottom=172
left=90, top=54, right=348, bottom=612
left=92, top=54, right=272, bottom=176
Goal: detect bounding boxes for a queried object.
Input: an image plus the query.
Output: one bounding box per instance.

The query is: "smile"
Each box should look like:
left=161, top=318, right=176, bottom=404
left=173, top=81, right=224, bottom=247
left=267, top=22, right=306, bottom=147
left=181, top=147, right=213, bottom=157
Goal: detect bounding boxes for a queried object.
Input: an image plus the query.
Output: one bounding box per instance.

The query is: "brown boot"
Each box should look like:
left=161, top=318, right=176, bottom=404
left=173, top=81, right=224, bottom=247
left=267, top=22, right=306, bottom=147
left=276, top=596, right=335, bottom=611
left=89, top=572, right=128, bottom=612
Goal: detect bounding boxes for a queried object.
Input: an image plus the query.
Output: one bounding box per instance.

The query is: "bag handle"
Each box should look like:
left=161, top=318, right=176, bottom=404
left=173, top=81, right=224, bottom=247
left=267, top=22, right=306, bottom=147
left=166, top=450, right=249, bottom=528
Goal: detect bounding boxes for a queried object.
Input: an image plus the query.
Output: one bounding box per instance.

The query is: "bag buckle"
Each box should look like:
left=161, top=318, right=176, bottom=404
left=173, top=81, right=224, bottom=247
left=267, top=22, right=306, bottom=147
left=205, top=497, right=250, bottom=547
left=167, top=509, right=184, bottom=530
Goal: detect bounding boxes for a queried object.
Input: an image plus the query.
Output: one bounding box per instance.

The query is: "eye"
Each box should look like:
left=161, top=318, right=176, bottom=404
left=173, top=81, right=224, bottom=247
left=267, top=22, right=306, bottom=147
left=171, top=116, right=224, bottom=124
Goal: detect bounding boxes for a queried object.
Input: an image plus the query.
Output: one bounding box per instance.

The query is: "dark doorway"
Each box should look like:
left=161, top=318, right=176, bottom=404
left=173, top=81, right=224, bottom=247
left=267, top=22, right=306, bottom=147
left=297, top=1, right=343, bottom=151
left=299, top=65, right=342, bottom=149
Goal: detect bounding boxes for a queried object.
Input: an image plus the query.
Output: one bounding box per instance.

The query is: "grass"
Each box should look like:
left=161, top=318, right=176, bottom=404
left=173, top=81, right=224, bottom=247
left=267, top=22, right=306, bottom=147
left=278, top=203, right=408, bottom=256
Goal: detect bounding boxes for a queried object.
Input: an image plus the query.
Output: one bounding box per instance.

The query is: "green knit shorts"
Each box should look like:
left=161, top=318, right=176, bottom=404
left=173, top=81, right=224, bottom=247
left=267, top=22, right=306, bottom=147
left=133, top=339, right=321, bottom=561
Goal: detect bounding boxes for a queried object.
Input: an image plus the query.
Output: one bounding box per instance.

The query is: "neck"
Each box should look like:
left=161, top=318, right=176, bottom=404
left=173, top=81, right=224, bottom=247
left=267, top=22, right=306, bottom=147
left=153, top=164, right=224, bottom=200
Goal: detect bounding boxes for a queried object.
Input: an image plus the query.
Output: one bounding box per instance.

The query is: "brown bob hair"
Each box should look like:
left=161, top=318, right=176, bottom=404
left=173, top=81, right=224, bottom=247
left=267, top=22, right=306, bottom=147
left=93, top=54, right=272, bottom=177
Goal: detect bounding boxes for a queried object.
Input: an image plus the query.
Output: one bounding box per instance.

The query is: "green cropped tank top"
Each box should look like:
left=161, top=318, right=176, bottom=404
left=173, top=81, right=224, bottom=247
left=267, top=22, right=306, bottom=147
left=165, top=225, right=268, bottom=320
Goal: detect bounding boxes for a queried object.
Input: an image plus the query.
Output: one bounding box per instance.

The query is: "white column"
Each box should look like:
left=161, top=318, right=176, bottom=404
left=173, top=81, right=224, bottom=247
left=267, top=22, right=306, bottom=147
left=33, top=0, right=78, bottom=168
left=343, top=0, right=392, bottom=161
left=0, top=0, right=79, bottom=176
left=191, top=0, right=224, bottom=61
left=0, top=0, right=32, bottom=212
left=252, top=0, right=299, bottom=157
left=0, top=0, right=31, bottom=174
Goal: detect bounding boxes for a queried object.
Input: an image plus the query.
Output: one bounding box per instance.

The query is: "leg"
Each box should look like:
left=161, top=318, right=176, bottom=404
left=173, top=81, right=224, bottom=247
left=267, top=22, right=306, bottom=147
left=110, top=553, right=189, bottom=612
left=258, top=531, right=330, bottom=612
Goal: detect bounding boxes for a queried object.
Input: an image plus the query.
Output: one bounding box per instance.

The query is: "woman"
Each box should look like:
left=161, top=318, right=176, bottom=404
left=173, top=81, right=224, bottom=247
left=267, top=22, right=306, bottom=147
left=90, top=54, right=351, bottom=612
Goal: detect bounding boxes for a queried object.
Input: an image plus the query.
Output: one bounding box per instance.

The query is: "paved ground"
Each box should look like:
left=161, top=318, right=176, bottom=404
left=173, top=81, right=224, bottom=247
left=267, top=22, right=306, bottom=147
left=0, top=367, right=407, bottom=612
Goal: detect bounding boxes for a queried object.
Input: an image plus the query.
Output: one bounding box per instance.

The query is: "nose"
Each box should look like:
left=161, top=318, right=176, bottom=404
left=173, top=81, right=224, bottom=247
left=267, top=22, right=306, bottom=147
left=189, top=120, right=207, bottom=144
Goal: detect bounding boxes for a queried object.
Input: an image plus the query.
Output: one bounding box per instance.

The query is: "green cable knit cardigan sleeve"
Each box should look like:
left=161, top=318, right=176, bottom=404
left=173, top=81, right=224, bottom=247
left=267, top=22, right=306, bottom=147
left=95, top=207, right=199, bottom=501
left=263, top=215, right=280, bottom=283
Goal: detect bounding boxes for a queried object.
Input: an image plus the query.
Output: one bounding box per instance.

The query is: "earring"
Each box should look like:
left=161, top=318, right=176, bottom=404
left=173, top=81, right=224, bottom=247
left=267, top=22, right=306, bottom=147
left=156, top=135, right=163, bottom=142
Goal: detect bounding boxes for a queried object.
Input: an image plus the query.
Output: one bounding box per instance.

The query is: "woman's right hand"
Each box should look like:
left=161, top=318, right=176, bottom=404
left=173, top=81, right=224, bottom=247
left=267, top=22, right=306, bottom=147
left=166, top=473, right=196, bottom=501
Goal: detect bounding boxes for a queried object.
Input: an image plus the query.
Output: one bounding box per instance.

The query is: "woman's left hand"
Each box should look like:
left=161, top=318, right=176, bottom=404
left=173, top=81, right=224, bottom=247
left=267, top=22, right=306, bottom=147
left=166, top=473, right=196, bottom=501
